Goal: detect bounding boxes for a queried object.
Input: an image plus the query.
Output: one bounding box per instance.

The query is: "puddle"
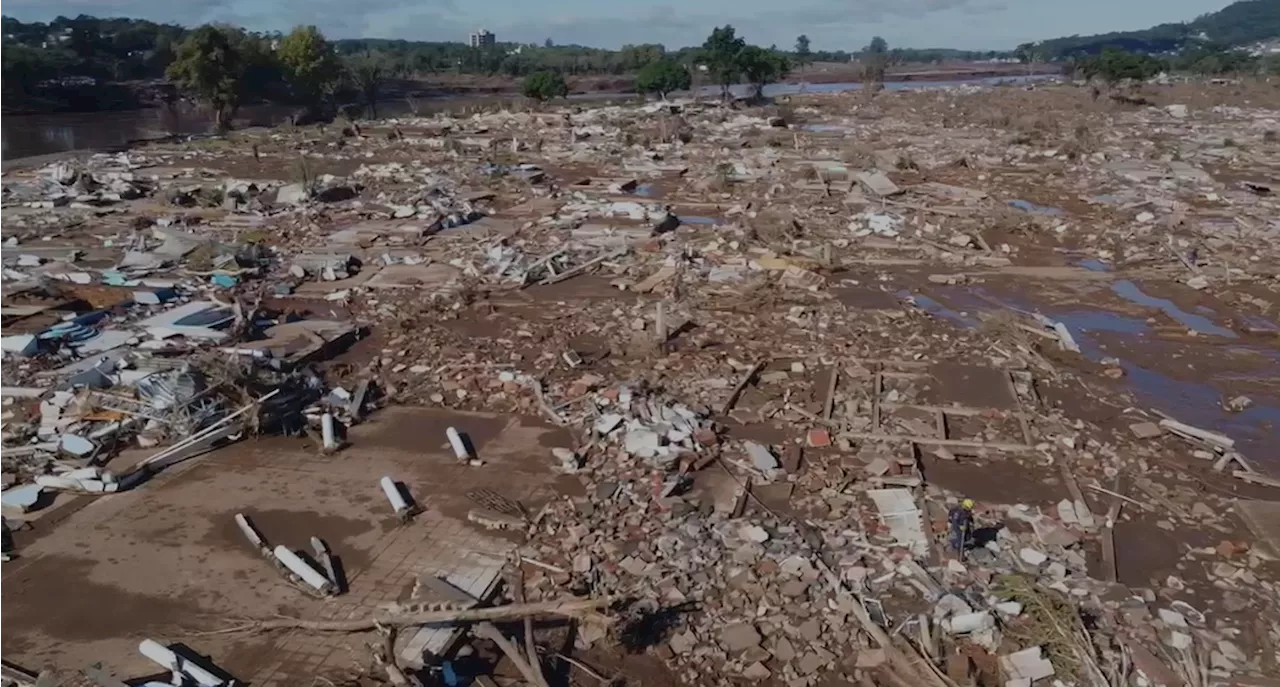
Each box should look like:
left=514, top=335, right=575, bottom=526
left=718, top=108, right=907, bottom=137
left=800, top=123, right=848, bottom=133
left=897, top=290, right=977, bottom=328
left=1008, top=199, right=1065, bottom=216
left=680, top=216, right=722, bottom=226
left=1057, top=310, right=1149, bottom=335
left=1120, top=361, right=1280, bottom=461
left=1110, top=280, right=1237, bottom=338
left=1078, top=258, right=1111, bottom=272
left=632, top=183, right=660, bottom=198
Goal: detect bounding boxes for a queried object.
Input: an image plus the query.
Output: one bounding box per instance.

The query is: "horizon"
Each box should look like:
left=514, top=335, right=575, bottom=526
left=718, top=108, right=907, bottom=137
left=1, top=0, right=1237, bottom=52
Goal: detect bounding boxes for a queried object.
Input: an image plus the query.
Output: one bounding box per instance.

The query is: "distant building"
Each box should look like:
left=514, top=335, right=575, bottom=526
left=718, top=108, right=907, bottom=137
left=470, top=29, right=495, bottom=49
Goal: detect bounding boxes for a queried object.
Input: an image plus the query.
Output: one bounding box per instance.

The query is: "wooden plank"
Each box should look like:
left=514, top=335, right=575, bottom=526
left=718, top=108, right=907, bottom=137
left=871, top=371, right=883, bottom=432
left=399, top=557, right=505, bottom=666
left=1234, top=471, right=1280, bottom=489
left=1058, top=464, right=1097, bottom=529
left=822, top=367, right=838, bottom=421
left=1101, top=475, right=1125, bottom=583
left=720, top=360, right=765, bottom=416
left=840, top=432, right=1031, bottom=452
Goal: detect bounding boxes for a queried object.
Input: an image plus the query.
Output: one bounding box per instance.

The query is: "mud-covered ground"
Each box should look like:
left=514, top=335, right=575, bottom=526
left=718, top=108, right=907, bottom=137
left=3, top=79, right=1279, bottom=686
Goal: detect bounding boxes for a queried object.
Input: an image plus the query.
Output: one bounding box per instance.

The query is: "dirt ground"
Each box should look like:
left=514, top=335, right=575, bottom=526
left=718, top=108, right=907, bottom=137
left=1, top=406, right=574, bottom=684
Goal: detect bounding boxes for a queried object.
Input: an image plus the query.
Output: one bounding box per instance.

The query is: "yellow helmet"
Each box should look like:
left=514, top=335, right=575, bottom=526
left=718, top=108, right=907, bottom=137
left=962, top=499, right=975, bottom=509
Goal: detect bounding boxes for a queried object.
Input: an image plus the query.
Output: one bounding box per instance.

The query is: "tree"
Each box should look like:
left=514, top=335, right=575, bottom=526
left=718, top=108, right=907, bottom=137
left=278, top=25, right=340, bottom=114
left=795, top=35, right=811, bottom=72
left=345, top=50, right=400, bottom=118
left=636, top=59, right=691, bottom=99
left=522, top=70, right=568, bottom=101
left=165, top=25, right=245, bottom=132
left=737, top=46, right=789, bottom=100
left=1078, top=47, right=1166, bottom=84
left=701, top=25, right=746, bottom=99
left=544, top=38, right=554, bottom=48
left=1015, top=42, right=1043, bottom=75
left=863, top=36, right=889, bottom=88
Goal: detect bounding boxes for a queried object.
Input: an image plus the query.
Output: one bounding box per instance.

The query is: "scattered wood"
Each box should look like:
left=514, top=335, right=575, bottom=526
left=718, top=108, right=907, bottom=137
left=475, top=622, right=546, bottom=687
left=535, top=247, right=630, bottom=287
left=815, top=559, right=950, bottom=687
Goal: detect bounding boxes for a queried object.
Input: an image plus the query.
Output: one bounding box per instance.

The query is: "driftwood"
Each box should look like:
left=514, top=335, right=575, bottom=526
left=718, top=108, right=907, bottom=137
left=218, top=596, right=612, bottom=634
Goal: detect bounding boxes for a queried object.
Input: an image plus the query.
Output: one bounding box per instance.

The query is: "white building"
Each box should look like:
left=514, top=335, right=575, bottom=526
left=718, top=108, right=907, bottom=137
left=469, top=29, right=495, bottom=49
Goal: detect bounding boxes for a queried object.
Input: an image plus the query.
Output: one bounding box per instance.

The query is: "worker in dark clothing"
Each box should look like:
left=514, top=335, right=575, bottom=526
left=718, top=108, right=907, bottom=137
left=0, top=516, right=13, bottom=560
left=947, top=499, right=975, bottom=559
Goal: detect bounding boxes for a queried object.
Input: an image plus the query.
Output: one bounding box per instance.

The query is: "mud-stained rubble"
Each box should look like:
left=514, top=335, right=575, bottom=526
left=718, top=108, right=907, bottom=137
left=2, top=81, right=1279, bottom=687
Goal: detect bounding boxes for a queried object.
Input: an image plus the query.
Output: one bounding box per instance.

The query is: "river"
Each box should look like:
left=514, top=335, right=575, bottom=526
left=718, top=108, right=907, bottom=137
left=1, top=75, right=1055, bottom=161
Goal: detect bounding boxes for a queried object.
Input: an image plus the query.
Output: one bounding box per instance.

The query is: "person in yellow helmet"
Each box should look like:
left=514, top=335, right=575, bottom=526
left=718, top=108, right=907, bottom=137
left=947, top=499, right=976, bottom=559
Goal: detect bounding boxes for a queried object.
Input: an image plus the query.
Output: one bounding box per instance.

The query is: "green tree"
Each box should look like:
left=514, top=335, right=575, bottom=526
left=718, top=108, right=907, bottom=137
left=278, top=25, right=340, bottom=113
left=795, top=35, right=812, bottom=71
left=522, top=69, right=568, bottom=101
left=344, top=50, right=401, bottom=118
left=868, top=36, right=889, bottom=55
left=701, top=25, right=746, bottom=99
left=166, top=25, right=247, bottom=132
left=636, top=59, right=691, bottom=99
left=737, top=46, right=789, bottom=100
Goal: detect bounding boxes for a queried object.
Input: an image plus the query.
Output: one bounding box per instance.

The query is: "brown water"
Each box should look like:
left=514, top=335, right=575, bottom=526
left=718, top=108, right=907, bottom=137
left=0, top=95, right=539, bottom=161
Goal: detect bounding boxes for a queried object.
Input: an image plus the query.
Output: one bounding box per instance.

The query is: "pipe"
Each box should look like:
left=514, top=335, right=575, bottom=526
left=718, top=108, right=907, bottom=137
left=273, top=545, right=334, bottom=594
left=380, top=476, right=409, bottom=516
left=446, top=426, right=469, bottom=460
left=321, top=413, right=337, bottom=450
left=138, top=639, right=224, bottom=687
left=235, top=513, right=265, bottom=548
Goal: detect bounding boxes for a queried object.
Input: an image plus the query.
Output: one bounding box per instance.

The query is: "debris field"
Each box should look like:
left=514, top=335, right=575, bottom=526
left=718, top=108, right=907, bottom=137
left=2, top=80, right=1279, bottom=687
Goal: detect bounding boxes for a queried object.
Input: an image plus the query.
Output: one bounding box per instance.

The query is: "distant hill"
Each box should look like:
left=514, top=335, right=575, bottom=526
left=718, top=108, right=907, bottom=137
left=1037, top=0, right=1280, bottom=59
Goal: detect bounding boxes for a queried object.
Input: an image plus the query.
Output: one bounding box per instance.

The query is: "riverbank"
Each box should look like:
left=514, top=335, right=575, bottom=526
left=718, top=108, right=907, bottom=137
left=3, top=62, right=1057, bottom=116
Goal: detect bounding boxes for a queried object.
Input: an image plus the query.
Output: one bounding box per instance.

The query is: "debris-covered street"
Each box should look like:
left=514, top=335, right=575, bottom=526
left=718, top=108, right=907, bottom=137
left=3, top=80, right=1279, bottom=687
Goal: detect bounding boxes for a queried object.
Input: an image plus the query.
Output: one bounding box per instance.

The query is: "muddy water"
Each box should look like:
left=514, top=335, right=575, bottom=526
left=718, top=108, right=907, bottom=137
left=1, top=75, right=1055, bottom=161
left=919, top=283, right=1280, bottom=466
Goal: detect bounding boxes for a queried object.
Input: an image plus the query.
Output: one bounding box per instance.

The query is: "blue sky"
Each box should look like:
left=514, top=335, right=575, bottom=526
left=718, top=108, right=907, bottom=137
left=2, top=0, right=1235, bottom=51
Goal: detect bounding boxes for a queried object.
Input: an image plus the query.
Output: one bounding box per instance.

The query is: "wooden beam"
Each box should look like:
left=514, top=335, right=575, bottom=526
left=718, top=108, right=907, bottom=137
left=840, top=432, right=1031, bottom=452
left=720, top=360, right=765, bottom=416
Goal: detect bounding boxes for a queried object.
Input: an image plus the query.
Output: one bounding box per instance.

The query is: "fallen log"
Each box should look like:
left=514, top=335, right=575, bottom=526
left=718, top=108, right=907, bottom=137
left=219, top=596, right=613, bottom=634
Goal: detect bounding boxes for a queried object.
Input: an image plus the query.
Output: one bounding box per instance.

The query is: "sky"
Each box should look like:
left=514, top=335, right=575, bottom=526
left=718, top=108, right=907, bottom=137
left=2, top=0, right=1237, bottom=51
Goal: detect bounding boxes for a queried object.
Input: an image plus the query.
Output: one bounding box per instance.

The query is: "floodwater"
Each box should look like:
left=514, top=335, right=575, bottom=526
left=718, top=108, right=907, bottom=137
left=1110, top=280, right=1237, bottom=338
left=1, top=74, right=1057, bottom=161
left=913, top=283, right=1279, bottom=465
